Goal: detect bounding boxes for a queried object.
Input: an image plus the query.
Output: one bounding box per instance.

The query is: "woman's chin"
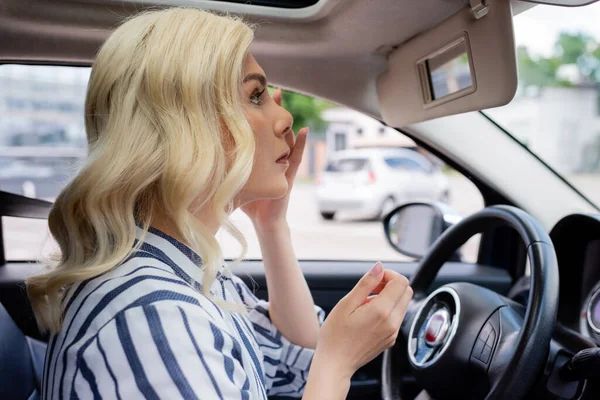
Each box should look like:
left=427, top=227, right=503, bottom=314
left=261, top=178, right=289, bottom=199
left=270, top=180, right=289, bottom=199
left=242, top=174, right=289, bottom=202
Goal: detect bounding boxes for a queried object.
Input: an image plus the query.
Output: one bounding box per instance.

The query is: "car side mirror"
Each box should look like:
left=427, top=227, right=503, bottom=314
left=382, top=202, right=462, bottom=259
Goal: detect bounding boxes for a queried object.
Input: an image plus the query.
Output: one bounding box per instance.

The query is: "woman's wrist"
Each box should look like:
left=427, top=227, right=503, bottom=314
left=253, top=218, right=289, bottom=237
left=303, top=348, right=352, bottom=400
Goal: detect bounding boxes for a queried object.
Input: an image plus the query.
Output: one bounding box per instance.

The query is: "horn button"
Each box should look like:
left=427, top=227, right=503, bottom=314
left=425, top=309, right=451, bottom=346
left=408, top=288, right=460, bottom=368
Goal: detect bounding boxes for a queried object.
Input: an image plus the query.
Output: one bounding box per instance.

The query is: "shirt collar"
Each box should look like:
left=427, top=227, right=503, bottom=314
left=134, top=225, right=227, bottom=291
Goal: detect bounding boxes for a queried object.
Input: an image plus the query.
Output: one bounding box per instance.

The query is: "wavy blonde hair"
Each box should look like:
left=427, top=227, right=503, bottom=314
left=26, top=8, right=255, bottom=334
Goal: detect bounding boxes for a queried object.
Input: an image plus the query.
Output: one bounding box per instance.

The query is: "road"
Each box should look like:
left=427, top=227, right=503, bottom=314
left=3, top=174, right=484, bottom=263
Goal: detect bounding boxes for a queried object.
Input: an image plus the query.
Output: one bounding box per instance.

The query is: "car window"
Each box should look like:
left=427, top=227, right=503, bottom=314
left=0, top=64, right=484, bottom=263
left=0, top=65, right=88, bottom=201
left=325, top=158, right=369, bottom=172
left=384, top=157, right=424, bottom=171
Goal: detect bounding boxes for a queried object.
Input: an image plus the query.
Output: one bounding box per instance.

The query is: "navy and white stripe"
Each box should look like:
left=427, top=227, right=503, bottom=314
left=42, top=226, right=325, bottom=399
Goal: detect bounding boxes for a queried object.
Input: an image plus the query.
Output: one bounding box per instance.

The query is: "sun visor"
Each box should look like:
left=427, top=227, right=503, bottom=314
left=377, top=0, right=517, bottom=127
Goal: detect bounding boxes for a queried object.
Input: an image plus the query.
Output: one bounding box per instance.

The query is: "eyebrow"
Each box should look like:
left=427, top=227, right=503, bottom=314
left=243, top=73, right=267, bottom=87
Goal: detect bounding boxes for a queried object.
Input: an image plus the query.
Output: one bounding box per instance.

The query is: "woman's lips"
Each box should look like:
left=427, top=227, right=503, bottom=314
left=276, top=150, right=290, bottom=164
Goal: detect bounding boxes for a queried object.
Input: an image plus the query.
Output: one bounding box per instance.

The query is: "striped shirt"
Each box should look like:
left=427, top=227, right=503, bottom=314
left=42, top=226, right=325, bottom=399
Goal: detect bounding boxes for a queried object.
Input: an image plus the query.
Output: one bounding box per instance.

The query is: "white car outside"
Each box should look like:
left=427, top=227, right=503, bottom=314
left=316, top=148, right=450, bottom=220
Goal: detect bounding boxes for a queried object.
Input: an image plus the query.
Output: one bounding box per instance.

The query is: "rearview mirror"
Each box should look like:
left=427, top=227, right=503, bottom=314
left=383, top=202, right=462, bottom=259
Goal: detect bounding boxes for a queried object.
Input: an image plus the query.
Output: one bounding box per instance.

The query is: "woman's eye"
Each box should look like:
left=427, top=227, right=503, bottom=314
left=250, top=88, right=266, bottom=106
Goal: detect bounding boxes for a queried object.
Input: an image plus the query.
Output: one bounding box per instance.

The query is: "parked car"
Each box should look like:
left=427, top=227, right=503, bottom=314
left=316, top=148, right=450, bottom=220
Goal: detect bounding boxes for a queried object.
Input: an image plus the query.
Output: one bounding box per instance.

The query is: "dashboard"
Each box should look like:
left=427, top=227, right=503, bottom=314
left=550, top=214, right=600, bottom=344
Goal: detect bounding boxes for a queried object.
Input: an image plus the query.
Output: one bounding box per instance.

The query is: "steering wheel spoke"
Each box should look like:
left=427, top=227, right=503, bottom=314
left=471, top=305, right=524, bottom=396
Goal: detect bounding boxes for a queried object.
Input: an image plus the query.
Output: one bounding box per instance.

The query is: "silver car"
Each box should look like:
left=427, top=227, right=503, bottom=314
left=316, top=148, right=450, bottom=220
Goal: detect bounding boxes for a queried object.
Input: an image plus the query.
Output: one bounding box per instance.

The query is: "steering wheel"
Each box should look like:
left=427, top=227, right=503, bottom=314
left=381, top=205, right=559, bottom=400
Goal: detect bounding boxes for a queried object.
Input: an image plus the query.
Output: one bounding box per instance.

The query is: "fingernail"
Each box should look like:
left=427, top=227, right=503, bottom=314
left=369, top=261, right=383, bottom=276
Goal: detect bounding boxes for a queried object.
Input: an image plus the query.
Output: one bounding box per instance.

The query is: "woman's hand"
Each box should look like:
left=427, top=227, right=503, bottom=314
left=306, top=262, right=413, bottom=394
left=241, top=89, right=308, bottom=231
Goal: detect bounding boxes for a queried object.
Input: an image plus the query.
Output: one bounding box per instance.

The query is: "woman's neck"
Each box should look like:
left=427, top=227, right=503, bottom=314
left=150, top=206, right=222, bottom=244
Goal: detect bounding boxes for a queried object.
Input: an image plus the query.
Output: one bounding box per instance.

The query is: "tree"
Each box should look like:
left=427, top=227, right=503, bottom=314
left=269, top=87, right=334, bottom=136
left=517, top=32, right=600, bottom=89
left=555, top=32, right=592, bottom=64
left=517, top=46, right=560, bottom=88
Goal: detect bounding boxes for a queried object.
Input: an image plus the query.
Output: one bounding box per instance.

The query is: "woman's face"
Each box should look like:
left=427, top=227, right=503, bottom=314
left=236, top=53, right=294, bottom=205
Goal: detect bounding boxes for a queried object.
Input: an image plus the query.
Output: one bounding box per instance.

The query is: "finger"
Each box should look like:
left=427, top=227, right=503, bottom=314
left=366, top=269, right=402, bottom=296
left=391, top=286, right=413, bottom=325
left=285, top=127, right=309, bottom=180
left=360, top=294, right=377, bottom=306
left=289, top=127, right=308, bottom=163
left=273, top=88, right=283, bottom=106
left=368, top=273, right=410, bottom=312
left=285, top=126, right=296, bottom=153
left=369, top=282, right=386, bottom=296
left=357, top=270, right=401, bottom=308
left=343, top=261, right=385, bottom=310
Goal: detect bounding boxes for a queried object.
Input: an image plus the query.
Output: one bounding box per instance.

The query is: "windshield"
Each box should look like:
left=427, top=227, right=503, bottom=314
left=485, top=2, right=600, bottom=206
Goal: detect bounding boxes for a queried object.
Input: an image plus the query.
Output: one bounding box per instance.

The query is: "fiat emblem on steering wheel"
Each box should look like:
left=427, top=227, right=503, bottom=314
left=424, top=308, right=451, bottom=347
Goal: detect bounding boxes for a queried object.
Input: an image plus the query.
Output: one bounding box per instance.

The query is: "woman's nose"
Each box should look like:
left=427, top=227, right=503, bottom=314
left=275, top=107, right=293, bottom=138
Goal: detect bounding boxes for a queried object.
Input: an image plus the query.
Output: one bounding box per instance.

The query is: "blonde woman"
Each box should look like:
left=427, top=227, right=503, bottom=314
left=27, top=8, right=413, bottom=400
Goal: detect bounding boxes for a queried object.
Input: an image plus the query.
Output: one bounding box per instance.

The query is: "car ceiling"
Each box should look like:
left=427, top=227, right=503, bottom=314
left=1, top=0, right=473, bottom=118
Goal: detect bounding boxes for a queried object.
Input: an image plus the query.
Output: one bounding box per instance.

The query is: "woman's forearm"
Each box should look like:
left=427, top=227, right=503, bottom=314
left=254, top=221, right=320, bottom=348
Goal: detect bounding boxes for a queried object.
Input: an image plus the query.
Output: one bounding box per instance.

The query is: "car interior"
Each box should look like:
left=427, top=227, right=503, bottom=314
left=2, top=0, right=600, bottom=399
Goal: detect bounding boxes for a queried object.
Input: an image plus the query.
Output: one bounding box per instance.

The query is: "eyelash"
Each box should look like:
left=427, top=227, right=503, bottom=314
left=250, top=88, right=267, bottom=106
